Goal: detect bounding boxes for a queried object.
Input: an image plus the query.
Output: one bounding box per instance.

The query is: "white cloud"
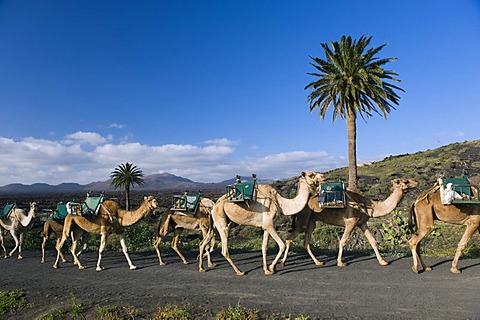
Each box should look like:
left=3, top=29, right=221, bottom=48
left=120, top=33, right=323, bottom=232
left=0, top=134, right=346, bottom=186
left=62, top=131, right=110, bottom=145
left=108, top=123, right=127, bottom=129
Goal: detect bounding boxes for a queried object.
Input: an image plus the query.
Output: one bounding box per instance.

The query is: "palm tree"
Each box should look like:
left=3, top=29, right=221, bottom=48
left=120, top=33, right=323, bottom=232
left=305, top=35, right=404, bottom=190
left=110, top=162, right=145, bottom=210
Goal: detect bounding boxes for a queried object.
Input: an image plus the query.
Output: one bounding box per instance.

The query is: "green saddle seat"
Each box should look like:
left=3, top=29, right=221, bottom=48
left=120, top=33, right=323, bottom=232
left=171, top=193, right=201, bottom=212
left=82, top=195, right=104, bottom=215
left=226, top=176, right=257, bottom=203
left=0, top=204, right=15, bottom=219
left=319, top=182, right=346, bottom=208
left=53, top=203, right=69, bottom=222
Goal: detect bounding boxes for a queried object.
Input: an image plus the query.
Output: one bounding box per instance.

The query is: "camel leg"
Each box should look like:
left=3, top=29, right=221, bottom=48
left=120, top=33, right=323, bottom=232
left=203, top=228, right=216, bottom=268
left=118, top=234, right=137, bottom=270
left=70, top=233, right=85, bottom=269
left=172, top=229, right=189, bottom=264
left=337, top=222, right=356, bottom=267
left=408, top=225, right=434, bottom=273
left=0, top=230, right=7, bottom=258
left=214, top=214, right=244, bottom=276
left=198, top=229, right=216, bottom=272
left=154, top=234, right=166, bottom=266
left=53, top=230, right=70, bottom=268
left=96, top=233, right=108, bottom=271
left=304, top=219, right=324, bottom=266
left=359, top=223, right=388, bottom=266
left=263, top=226, right=286, bottom=275
left=17, top=232, right=24, bottom=259
left=8, top=231, right=19, bottom=258
left=41, top=236, right=49, bottom=263
left=450, top=223, right=478, bottom=274
left=57, top=238, right=68, bottom=263
left=280, top=227, right=300, bottom=266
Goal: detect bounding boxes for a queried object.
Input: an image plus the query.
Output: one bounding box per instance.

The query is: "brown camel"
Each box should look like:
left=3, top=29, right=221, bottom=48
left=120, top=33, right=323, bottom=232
left=154, top=197, right=216, bottom=272
left=408, top=182, right=480, bottom=274
left=40, top=219, right=87, bottom=263
left=281, top=178, right=418, bottom=267
left=0, top=202, right=37, bottom=259
left=53, top=195, right=158, bottom=271
left=203, top=171, right=324, bottom=276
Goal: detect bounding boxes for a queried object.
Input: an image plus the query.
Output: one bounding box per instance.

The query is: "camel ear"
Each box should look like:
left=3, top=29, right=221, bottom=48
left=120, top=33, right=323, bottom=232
left=301, top=171, right=306, bottom=177
left=144, top=196, right=147, bottom=201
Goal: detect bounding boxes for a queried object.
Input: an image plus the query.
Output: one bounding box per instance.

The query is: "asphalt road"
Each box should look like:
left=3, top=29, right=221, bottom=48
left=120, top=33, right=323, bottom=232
left=1, top=249, right=480, bottom=319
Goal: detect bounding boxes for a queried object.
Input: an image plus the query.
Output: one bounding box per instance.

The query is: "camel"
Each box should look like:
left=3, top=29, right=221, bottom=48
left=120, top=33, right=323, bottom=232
left=408, top=182, right=480, bottom=274
left=202, top=171, right=324, bottom=276
left=281, top=178, right=418, bottom=267
left=154, top=197, right=216, bottom=272
left=40, top=219, right=87, bottom=263
left=53, top=195, right=158, bottom=271
left=0, top=202, right=38, bottom=259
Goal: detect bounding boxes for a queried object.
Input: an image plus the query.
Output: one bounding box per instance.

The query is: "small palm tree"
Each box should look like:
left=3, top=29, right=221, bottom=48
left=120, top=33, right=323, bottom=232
left=305, top=35, right=404, bottom=190
left=110, top=162, right=145, bottom=210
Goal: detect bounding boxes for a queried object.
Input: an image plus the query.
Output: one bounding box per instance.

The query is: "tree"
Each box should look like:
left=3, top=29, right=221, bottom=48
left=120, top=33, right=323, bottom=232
left=305, top=35, right=404, bottom=190
left=110, top=162, right=145, bottom=210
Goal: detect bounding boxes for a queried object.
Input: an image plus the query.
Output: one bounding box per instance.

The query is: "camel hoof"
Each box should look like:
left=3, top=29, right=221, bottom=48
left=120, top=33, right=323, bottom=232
left=182, top=261, right=190, bottom=265
left=79, top=265, right=86, bottom=270
left=236, top=271, right=245, bottom=276
left=315, top=261, right=324, bottom=266
left=379, top=260, right=389, bottom=266
left=17, top=256, right=23, bottom=260
left=159, top=262, right=166, bottom=266
left=280, top=260, right=286, bottom=267
left=53, top=264, right=58, bottom=269
left=450, top=267, right=461, bottom=274
left=199, top=268, right=206, bottom=273
left=425, top=266, right=432, bottom=271
left=411, top=266, right=419, bottom=274
left=130, top=265, right=137, bottom=270
left=337, top=262, right=347, bottom=267
left=208, top=263, right=216, bottom=268
left=96, top=267, right=103, bottom=271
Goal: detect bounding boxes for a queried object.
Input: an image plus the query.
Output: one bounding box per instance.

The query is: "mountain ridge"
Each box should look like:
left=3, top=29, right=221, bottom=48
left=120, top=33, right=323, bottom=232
left=0, top=173, right=274, bottom=194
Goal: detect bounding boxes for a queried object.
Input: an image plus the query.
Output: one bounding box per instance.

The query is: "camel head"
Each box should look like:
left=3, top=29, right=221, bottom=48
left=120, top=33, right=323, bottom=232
left=143, top=196, right=159, bottom=214
left=29, top=201, right=38, bottom=217
left=301, top=171, right=325, bottom=194
left=391, top=178, right=418, bottom=193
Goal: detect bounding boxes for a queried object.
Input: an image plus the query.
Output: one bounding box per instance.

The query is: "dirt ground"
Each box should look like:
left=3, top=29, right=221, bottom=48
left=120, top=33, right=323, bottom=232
left=1, top=248, right=480, bottom=319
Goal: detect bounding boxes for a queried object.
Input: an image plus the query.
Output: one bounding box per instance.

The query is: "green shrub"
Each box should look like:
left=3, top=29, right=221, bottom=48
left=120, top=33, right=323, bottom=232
left=154, top=304, right=191, bottom=320
left=0, top=290, right=30, bottom=314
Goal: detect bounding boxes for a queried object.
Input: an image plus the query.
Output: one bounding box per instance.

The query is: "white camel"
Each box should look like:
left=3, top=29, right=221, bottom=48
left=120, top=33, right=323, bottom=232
left=0, top=202, right=38, bottom=259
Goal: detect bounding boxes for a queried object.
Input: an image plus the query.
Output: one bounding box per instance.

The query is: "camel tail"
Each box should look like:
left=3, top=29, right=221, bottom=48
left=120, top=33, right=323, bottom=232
left=408, top=203, right=417, bottom=233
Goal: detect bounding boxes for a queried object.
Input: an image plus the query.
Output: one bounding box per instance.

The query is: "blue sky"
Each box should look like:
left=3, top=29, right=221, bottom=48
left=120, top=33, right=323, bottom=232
left=0, top=0, right=479, bottom=186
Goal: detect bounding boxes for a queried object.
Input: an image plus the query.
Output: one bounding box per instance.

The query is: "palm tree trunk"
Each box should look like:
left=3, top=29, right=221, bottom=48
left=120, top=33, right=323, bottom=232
left=125, top=186, right=130, bottom=211
left=347, top=107, right=358, bottom=190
